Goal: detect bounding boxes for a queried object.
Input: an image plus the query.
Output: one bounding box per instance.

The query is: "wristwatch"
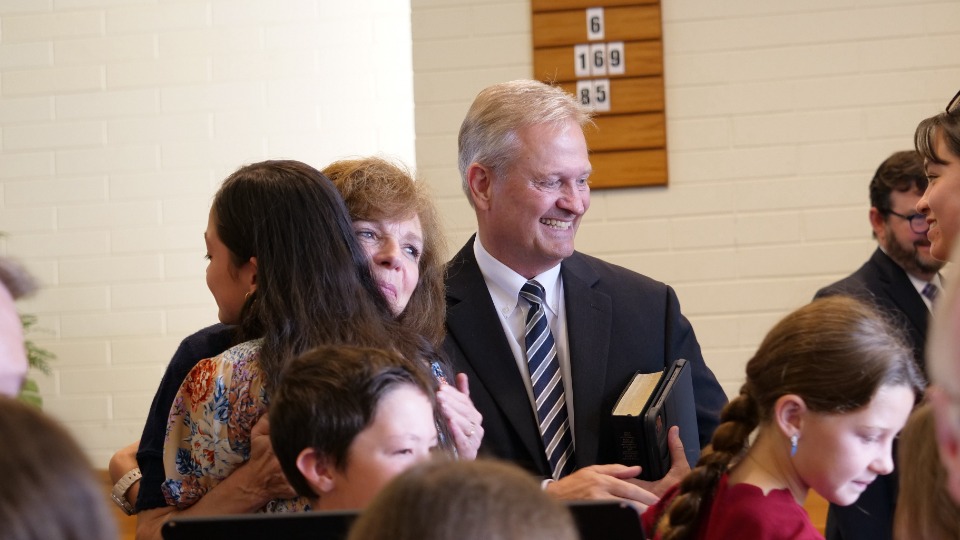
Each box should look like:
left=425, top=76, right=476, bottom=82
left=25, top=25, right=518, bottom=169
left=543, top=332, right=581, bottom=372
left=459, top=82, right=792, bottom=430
left=111, top=467, right=142, bottom=515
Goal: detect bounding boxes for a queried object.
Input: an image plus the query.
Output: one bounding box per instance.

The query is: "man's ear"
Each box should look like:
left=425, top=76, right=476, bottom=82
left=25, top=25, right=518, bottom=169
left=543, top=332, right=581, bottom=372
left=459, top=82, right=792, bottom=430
left=773, top=393, right=807, bottom=439
left=296, top=447, right=336, bottom=495
left=868, top=207, right=887, bottom=240
left=466, top=163, right=494, bottom=211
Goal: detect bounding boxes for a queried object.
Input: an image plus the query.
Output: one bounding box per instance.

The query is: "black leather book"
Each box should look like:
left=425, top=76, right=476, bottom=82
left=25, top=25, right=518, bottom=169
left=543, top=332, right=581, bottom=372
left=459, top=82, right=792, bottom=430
left=611, top=358, right=700, bottom=481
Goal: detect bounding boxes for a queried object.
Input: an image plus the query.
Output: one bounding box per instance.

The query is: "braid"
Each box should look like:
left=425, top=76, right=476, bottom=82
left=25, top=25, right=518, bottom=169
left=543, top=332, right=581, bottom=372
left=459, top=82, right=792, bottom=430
left=657, top=388, right=760, bottom=540
left=655, top=296, right=924, bottom=539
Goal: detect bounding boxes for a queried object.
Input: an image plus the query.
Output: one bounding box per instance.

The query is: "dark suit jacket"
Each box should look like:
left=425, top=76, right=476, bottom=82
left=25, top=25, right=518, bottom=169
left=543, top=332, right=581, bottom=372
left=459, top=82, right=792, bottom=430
left=443, top=238, right=726, bottom=477
left=815, top=247, right=931, bottom=540
left=815, top=247, right=929, bottom=374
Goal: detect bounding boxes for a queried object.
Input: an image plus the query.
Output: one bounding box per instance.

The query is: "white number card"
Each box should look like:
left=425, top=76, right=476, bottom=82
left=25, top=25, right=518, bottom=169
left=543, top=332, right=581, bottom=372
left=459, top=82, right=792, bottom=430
left=607, top=41, right=625, bottom=76
left=589, top=43, right=606, bottom=76
left=586, top=7, right=604, bottom=41
left=576, top=78, right=611, bottom=113
left=593, top=78, right=611, bottom=112
left=574, top=44, right=590, bottom=78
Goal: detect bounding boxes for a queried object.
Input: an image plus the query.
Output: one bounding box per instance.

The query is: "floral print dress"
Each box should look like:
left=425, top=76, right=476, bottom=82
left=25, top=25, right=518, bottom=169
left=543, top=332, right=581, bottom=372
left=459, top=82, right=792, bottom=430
left=161, top=339, right=310, bottom=512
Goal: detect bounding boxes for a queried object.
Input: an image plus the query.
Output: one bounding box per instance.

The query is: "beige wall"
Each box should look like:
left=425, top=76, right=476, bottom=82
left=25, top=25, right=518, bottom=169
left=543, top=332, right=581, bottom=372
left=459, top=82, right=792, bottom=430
left=411, top=0, right=960, bottom=398
left=0, top=0, right=416, bottom=465
left=1, top=0, right=958, bottom=466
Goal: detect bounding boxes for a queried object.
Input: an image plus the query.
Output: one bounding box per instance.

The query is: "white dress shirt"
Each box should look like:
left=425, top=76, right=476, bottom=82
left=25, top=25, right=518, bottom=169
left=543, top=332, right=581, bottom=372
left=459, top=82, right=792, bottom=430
left=473, top=237, right=576, bottom=441
left=907, top=272, right=942, bottom=312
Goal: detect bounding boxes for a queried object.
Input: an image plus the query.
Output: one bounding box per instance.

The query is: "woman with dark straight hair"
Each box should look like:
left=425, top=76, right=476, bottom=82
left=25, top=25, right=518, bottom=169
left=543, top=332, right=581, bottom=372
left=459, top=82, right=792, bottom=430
left=915, top=89, right=960, bottom=262
left=206, top=159, right=401, bottom=388
left=119, top=158, right=482, bottom=539
left=136, top=160, right=414, bottom=538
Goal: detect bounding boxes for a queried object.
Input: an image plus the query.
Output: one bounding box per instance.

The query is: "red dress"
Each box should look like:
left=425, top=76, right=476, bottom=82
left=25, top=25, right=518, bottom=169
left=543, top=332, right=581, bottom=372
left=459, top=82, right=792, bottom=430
left=642, top=474, right=824, bottom=539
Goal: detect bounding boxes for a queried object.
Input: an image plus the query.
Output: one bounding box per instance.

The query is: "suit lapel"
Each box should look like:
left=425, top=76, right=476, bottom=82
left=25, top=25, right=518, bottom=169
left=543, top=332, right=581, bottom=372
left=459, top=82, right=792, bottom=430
left=871, top=249, right=929, bottom=338
left=445, top=239, right=546, bottom=469
left=561, top=254, right=612, bottom=468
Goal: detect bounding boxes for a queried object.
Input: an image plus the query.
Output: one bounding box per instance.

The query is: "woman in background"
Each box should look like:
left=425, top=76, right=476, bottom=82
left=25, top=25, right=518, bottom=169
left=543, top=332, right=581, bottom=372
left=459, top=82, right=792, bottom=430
left=915, top=89, right=960, bottom=262
left=324, top=157, right=445, bottom=346
left=324, top=157, right=482, bottom=457
left=643, top=296, right=924, bottom=540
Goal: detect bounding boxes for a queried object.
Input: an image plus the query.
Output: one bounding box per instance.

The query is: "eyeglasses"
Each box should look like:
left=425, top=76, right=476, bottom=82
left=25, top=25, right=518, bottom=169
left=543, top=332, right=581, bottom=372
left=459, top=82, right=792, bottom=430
left=887, top=210, right=928, bottom=234
left=949, top=88, right=960, bottom=114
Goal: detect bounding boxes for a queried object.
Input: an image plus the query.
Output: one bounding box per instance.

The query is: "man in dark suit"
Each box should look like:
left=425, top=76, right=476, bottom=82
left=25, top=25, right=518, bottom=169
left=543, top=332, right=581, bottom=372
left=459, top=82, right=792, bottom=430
left=444, top=80, right=726, bottom=506
left=815, top=150, right=942, bottom=540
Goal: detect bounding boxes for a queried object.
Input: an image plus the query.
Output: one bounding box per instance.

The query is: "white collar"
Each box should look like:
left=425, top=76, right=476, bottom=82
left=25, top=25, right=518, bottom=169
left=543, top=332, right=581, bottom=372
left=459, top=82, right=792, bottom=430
left=474, top=236, right=562, bottom=317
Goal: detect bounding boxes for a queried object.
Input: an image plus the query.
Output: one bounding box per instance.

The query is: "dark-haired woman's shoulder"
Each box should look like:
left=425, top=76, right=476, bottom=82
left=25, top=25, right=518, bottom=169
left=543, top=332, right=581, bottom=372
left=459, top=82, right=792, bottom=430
left=136, top=323, right=237, bottom=511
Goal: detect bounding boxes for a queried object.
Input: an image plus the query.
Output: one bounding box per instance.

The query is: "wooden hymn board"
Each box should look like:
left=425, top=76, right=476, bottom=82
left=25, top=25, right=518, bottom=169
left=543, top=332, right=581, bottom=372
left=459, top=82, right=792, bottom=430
left=532, top=0, right=668, bottom=189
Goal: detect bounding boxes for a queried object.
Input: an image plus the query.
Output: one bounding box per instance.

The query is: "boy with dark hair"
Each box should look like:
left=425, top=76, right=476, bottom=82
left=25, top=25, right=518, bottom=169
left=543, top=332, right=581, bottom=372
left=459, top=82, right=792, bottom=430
left=270, top=345, right=439, bottom=510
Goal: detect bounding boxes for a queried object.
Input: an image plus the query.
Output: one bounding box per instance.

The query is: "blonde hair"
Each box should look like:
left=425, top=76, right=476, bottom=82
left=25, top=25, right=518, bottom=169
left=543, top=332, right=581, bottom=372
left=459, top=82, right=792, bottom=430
left=893, top=403, right=960, bottom=540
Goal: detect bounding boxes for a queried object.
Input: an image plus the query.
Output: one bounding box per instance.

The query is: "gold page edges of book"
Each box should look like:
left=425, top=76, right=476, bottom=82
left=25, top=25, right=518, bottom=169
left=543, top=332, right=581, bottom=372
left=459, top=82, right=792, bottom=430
left=612, top=370, right=663, bottom=416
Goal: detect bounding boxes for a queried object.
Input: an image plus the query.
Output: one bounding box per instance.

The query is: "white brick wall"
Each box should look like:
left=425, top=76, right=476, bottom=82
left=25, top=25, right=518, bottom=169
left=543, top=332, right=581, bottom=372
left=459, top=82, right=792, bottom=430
left=0, top=0, right=416, bottom=466
left=412, top=0, right=960, bottom=402
left=4, top=0, right=958, bottom=467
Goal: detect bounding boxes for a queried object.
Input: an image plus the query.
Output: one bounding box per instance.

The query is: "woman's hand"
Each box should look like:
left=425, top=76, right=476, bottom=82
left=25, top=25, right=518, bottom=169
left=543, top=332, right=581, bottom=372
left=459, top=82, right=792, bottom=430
left=247, top=415, right=297, bottom=501
left=136, top=415, right=296, bottom=540
left=436, top=373, right=484, bottom=460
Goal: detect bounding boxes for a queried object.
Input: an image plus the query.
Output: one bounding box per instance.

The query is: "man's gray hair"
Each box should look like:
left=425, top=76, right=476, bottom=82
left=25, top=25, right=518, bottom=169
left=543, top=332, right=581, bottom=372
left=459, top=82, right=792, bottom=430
left=457, top=80, right=592, bottom=206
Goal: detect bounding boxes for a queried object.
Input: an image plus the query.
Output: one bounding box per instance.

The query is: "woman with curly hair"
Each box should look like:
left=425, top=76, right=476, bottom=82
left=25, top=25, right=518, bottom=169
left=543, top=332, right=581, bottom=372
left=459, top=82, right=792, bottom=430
left=323, top=157, right=482, bottom=459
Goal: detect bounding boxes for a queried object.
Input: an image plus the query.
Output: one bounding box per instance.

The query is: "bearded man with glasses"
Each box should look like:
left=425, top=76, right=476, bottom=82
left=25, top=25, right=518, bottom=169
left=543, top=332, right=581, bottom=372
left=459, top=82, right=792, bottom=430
left=814, top=149, right=943, bottom=540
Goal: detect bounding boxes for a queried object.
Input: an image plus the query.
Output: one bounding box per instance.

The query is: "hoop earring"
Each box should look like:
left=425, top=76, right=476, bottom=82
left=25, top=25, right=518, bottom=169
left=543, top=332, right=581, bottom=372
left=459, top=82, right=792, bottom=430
left=790, top=433, right=799, bottom=457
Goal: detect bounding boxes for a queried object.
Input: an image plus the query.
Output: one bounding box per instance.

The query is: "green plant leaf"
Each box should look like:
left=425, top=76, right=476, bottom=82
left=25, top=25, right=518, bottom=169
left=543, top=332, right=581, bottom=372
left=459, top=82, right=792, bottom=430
left=18, top=313, right=55, bottom=408
left=17, top=378, right=42, bottom=408
left=20, top=313, right=54, bottom=374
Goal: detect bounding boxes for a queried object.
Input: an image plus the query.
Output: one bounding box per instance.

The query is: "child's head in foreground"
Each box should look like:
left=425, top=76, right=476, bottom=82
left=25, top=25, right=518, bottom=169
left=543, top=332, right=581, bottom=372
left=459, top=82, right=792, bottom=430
left=270, top=345, right=439, bottom=510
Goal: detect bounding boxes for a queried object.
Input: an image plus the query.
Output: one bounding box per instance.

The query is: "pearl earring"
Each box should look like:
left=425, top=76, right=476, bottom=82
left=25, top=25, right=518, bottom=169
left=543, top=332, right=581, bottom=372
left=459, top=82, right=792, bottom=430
left=790, top=433, right=799, bottom=457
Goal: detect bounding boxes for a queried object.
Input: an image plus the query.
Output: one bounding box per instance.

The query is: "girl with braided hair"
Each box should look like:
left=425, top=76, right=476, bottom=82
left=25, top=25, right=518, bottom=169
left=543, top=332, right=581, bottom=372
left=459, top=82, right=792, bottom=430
left=642, top=296, right=924, bottom=540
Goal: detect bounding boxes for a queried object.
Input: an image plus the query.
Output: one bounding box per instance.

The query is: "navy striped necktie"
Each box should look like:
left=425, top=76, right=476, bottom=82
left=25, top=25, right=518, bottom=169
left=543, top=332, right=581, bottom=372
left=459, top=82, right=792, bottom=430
left=520, top=279, right=575, bottom=479
left=923, top=282, right=939, bottom=302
